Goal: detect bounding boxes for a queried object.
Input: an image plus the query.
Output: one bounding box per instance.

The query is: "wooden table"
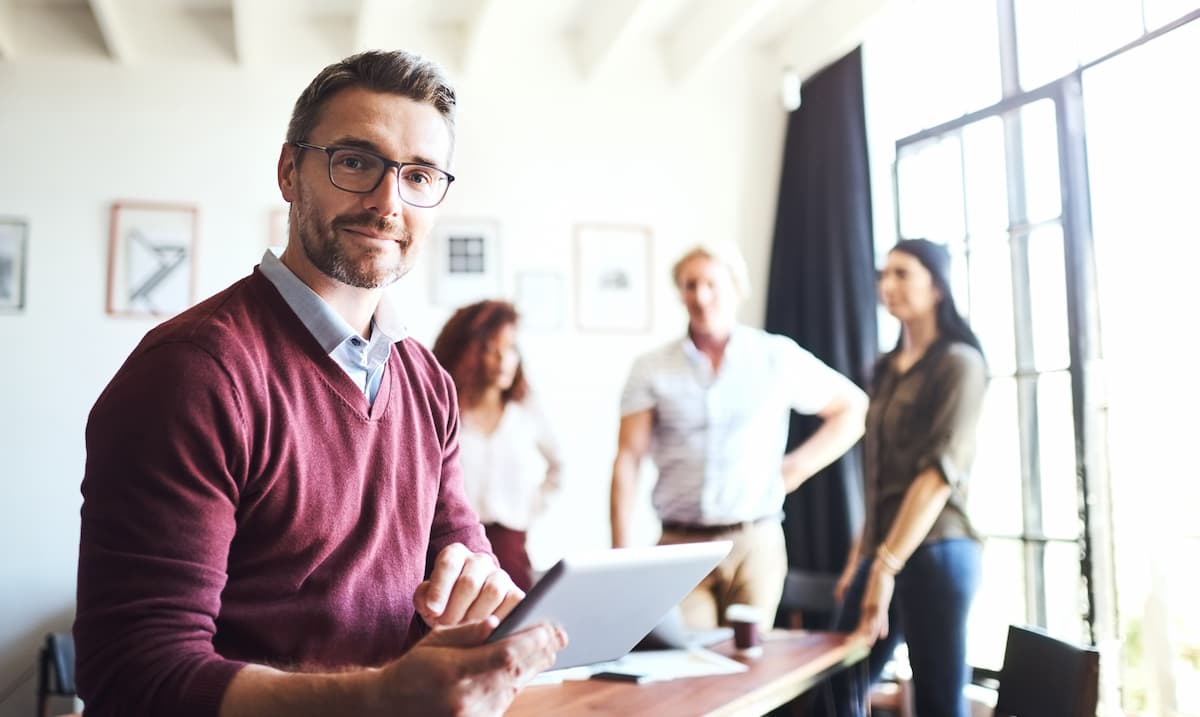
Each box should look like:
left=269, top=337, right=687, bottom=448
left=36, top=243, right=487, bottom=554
left=506, top=630, right=868, bottom=716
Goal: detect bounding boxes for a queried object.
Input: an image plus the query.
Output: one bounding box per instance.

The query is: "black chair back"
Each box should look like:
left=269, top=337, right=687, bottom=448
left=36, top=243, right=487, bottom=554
left=994, top=624, right=1100, bottom=717
left=777, top=568, right=838, bottom=629
left=36, top=632, right=76, bottom=717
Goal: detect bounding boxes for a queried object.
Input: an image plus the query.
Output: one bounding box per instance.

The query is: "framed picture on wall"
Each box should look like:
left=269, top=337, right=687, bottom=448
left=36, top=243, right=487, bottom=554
left=514, top=271, right=566, bottom=333
left=431, top=218, right=501, bottom=307
left=0, top=217, right=28, bottom=311
left=575, top=223, right=652, bottom=333
left=107, top=201, right=199, bottom=317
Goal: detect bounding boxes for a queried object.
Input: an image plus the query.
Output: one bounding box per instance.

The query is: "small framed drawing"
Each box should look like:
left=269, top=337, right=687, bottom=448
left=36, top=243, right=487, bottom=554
left=107, top=201, right=199, bottom=317
left=0, top=217, right=29, bottom=311
left=575, top=223, right=652, bottom=332
left=514, top=271, right=565, bottom=333
left=431, top=218, right=501, bottom=307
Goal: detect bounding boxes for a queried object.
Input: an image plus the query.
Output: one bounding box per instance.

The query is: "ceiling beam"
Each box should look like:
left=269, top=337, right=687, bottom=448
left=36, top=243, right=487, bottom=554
left=231, top=0, right=264, bottom=65
left=660, top=0, right=778, bottom=84
left=356, top=0, right=433, bottom=55
left=0, top=0, right=15, bottom=60
left=443, top=0, right=499, bottom=75
left=770, top=0, right=890, bottom=83
left=569, top=0, right=649, bottom=79
left=87, top=0, right=135, bottom=62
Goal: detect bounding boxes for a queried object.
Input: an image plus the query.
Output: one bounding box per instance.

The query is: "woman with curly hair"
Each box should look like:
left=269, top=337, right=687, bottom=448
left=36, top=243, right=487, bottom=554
left=432, top=300, right=562, bottom=591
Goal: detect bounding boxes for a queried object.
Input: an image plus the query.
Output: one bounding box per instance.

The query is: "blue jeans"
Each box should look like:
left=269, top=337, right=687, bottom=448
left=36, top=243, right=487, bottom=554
left=826, top=538, right=981, bottom=717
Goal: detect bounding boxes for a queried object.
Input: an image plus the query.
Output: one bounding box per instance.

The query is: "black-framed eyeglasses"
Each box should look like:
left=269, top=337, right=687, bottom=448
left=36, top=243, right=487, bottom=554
left=292, top=141, right=456, bottom=208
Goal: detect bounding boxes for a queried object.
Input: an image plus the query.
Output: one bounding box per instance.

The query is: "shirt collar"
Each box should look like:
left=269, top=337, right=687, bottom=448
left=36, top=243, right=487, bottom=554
left=258, top=249, right=408, bottom=353
left=680, top=324, right=745, bottom=364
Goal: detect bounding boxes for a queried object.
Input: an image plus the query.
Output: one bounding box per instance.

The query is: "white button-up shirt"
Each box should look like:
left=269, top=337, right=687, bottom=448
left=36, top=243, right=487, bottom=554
left=458, top=399, right=561, bottom=531
left=620, top=325, right=858, bottom=525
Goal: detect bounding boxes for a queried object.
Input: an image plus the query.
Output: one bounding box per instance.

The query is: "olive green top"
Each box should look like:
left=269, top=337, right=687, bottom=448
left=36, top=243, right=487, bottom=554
left=862, top=338, right=987, bottom=555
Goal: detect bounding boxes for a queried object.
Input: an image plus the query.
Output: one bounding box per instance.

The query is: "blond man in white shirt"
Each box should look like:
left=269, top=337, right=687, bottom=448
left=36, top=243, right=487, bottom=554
left=611, top=242, right=868, bottom=629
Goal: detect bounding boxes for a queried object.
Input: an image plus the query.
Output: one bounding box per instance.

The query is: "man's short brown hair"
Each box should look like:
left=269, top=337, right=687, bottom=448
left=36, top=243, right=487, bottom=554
left=286, top=49, right=456, bottom=147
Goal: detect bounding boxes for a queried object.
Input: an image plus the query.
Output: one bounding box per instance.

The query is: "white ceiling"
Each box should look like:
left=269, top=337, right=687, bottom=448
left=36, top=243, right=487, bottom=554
left=0, top=0, right=887, bottom=84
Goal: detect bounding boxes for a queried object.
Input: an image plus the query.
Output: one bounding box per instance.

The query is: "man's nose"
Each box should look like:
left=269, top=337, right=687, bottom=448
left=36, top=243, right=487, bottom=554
left=363, top=168, right=406, bottom=216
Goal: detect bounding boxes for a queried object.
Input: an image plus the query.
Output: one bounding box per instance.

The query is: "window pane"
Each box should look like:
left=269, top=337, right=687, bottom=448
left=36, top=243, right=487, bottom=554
left=1044, top=540, right=1088, bottom=643
left=1014, top=0, right=1080, bottom=89
left=966, top=239, right=1016, bottom=376
left=1012, top=0, right=1139, bottom=87
left=968, top=377, right=1023, bottom=537
left=962, top=117, right=1010, bottom=238
left=862, top=0, right=1002, bottom=139
left=1018, top=100, right=1062, bottom=225
left=1083, top=18, right=1200, bottom=715
left=1037, top=371, right=1079, bottom=540
left=1143, top=0, right=1199, bottom=28
left=1075, top=0, right=1144, bottom=65
left=1026, top=225, right=1071, bottom=371
left=969, top=538, right=1027, bottom=669
left=896, top=136, right=965, bottom=242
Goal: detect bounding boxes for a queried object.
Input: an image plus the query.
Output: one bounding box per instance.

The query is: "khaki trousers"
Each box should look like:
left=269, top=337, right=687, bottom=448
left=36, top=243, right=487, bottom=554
left=658, top=519, right=787, bottom=631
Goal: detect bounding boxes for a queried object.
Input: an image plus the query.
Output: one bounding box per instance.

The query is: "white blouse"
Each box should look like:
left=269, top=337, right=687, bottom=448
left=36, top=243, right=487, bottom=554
left=458, top=398, right=562, bottom=530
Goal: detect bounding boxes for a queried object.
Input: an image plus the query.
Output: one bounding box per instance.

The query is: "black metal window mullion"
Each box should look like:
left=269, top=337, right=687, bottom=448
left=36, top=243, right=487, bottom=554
left=1053, top=74, right=1117, bottom=648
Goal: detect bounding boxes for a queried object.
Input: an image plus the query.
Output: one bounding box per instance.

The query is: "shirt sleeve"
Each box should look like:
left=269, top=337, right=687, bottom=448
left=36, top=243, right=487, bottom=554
left=619, top=353, right=657, bottom=416
left=75, top=342, right=249, bottom=717
left=777, top=335, right=861, bottom=415
left=912, top=345, right=988, bottom=487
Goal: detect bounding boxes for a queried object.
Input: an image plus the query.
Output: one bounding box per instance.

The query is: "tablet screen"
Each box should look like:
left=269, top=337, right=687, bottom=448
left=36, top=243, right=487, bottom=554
left=487, top=540, right=732, bottom=670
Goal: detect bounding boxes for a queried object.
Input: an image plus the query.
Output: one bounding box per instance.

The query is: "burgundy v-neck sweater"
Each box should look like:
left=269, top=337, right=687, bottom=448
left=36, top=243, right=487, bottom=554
left=75, top=269, right=490, bottom=717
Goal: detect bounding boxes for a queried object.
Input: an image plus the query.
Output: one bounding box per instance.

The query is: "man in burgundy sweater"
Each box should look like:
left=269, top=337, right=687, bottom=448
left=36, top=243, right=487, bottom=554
left=75, top=50, right=565, bottom=716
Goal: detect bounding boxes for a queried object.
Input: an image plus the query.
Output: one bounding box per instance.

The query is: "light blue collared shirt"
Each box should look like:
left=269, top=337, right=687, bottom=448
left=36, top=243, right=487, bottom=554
left=258, top=249, right=407, bottom=405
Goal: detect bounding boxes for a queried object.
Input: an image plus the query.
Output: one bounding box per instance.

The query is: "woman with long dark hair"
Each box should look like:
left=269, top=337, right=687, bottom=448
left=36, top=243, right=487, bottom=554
left=432, top=300, right=562, bottom=591
left=830, top=239, right=987, bottom=717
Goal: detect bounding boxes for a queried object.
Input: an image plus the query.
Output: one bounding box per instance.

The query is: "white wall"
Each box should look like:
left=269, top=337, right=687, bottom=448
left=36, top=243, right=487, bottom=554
left=0, top=41, right=788, bottom=714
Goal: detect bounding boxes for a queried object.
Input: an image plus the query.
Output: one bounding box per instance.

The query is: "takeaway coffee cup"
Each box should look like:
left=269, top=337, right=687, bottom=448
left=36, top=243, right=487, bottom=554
left=725, top=603, right=764, bottom=658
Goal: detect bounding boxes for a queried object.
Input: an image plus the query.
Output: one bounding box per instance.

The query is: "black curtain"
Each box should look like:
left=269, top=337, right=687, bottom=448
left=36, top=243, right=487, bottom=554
left=764, top=48, right=878, bottom=589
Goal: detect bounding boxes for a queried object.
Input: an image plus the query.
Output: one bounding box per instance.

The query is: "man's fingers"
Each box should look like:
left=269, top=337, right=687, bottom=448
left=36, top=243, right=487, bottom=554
left=419, top=543, right=472, bottom=618
left=461, top=571, right=514, bottom=623
left=438, top=552, right=501, bottom=625
left=477, top=623, right=568, bottom=683
left=495, top=585, right=524, bottom=621
left=421, top=616, right=499, bottom=648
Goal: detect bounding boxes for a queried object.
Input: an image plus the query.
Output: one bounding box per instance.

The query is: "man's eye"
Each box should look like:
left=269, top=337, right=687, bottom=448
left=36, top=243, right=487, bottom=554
left=402, top=167, right=435, bottom=185
left=334, top=151, right=372, bottom=172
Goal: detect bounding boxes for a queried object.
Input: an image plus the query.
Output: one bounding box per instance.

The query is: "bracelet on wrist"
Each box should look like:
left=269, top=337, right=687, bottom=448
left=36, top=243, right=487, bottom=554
left=875, top=543, right=905, bottom=575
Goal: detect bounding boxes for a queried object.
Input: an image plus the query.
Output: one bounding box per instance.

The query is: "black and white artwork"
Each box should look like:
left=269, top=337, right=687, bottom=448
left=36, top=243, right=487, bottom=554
left=108, top=202, right=198, bottom=317
left=575, top=224, right=652, bottom=332
left=431, top=219, right=501, bottom=307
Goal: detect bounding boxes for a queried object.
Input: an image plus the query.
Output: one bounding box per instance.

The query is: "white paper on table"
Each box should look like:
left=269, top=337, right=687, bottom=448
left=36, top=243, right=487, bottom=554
left=586, top=648, right=749, bottom=683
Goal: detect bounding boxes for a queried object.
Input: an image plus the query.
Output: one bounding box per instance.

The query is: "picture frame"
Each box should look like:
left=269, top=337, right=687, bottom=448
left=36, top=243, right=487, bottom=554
left=0, top=217, right=29, bottom=311
left=431, top=218, right=502, bottom=307
left=575, top=223, right=652, bottom=333
left=514, top=271, right=566, bottom=333
left=107, top=201, right=199, bottom=317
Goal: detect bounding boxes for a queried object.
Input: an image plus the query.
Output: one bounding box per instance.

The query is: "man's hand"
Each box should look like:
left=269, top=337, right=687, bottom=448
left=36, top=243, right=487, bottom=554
left=414, top=543, right=525, bottom=627
left=376, top=618, right=567, bottom=716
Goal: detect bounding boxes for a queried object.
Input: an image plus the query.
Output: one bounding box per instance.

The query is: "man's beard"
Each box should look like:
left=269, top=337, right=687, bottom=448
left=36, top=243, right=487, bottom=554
left=294, top=195, right=415, bottom=289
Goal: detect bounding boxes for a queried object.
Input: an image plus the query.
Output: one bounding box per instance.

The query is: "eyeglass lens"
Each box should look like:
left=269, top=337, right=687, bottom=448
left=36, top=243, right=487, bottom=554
left=327, top=147, right=449, bottom=207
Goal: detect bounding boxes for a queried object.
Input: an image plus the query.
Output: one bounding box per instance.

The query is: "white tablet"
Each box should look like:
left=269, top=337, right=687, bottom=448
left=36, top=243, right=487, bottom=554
left=487, top=540, right=732, bottom=670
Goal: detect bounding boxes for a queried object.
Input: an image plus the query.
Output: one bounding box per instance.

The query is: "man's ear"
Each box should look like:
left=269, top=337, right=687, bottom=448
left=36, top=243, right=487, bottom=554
left=278, top=142, right=298, bottom=202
